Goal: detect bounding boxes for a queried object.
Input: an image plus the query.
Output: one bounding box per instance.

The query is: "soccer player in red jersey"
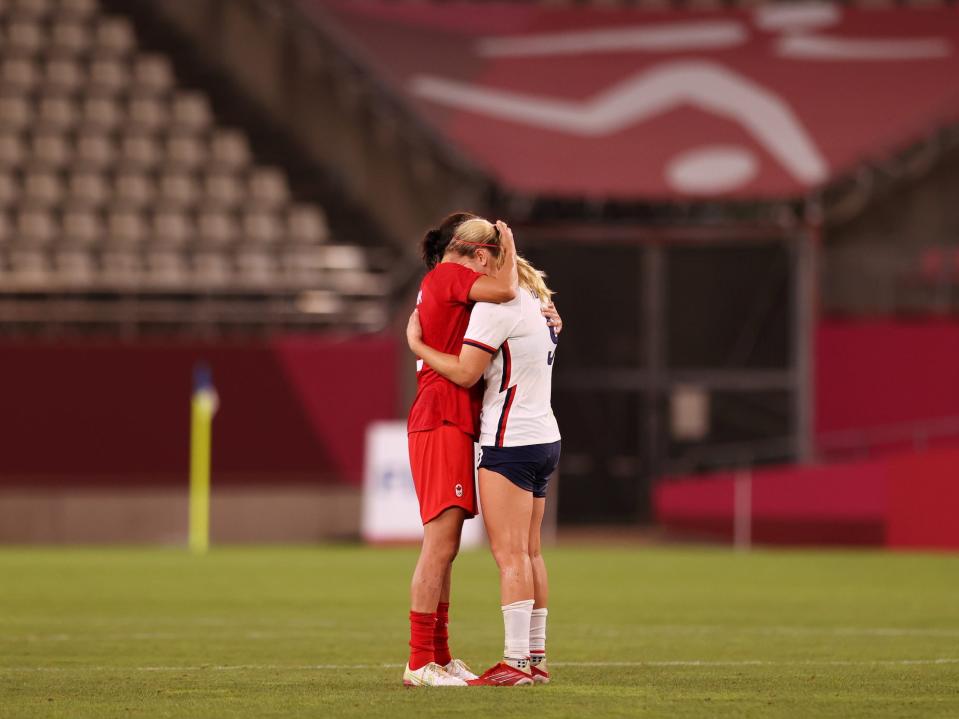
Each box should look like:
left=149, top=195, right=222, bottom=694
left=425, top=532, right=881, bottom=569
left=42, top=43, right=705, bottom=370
left=402, top=213, right=519, bottom=687
left=407, top=257, right=560, bottom=687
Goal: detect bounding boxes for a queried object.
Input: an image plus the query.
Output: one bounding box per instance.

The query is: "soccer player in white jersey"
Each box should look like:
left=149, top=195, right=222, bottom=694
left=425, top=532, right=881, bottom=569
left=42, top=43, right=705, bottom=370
left=407, top=258, right=559, bottom=687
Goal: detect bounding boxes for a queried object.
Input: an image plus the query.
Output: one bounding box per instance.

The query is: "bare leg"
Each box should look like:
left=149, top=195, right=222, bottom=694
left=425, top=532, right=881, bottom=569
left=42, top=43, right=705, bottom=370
left=411, top=507, right=465, bottom=613
left=529, top=497, right=548, bottom=608
left=439, top=562, right=452, bottom=605
left=479, top=469, right=534, bottom=605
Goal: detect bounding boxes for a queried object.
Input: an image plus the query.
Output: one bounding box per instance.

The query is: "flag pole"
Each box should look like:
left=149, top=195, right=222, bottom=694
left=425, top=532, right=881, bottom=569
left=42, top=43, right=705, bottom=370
left=189, top=363, right=218, bottom=554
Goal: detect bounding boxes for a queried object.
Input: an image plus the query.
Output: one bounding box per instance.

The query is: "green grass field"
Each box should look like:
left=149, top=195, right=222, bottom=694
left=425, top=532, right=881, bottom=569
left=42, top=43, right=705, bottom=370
left=1, top=545, right=958, bottom=718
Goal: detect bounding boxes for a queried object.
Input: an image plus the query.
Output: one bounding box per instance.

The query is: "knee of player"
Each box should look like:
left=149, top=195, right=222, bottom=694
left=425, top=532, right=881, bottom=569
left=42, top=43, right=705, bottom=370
left=424, top=537, right=459, bottom=565
left=490, top=543, right=529, bottom=568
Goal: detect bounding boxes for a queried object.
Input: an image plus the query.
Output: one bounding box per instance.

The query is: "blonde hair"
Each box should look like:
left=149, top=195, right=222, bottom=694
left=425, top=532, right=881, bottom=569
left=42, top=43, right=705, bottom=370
left=517, top=255, right=554, bottom=304
left=447, top=218, right=503, bottom=263
left=446, top=216, right=554, bottom=303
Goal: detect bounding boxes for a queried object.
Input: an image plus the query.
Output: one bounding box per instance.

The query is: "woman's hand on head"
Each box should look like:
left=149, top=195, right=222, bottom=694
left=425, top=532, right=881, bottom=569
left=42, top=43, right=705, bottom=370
left=406, top=308, right=423, bottom=352
left=542, top=302, right=563, bottom=335
left=496, top=220, right=516, bottom=257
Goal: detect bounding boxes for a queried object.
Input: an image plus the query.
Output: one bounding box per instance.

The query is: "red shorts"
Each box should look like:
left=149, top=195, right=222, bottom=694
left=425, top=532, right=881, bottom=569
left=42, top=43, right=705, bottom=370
left=408, top=424, right=477, bottom=525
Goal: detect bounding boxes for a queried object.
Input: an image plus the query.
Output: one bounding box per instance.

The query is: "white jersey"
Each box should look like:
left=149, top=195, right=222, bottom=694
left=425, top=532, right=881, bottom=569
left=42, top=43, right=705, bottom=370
left=463, top=289, right=561, bottom=448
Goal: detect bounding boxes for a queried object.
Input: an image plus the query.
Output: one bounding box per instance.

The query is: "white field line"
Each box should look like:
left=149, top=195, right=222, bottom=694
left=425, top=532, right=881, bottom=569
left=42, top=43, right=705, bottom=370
left=4, top=625, right=959, bottom=642
left=1, top=658, right=958, bottom=673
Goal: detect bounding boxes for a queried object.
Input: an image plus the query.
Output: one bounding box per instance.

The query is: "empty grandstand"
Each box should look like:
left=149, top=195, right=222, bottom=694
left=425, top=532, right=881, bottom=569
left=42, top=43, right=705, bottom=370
left=0, top=0, right=391, bottom=332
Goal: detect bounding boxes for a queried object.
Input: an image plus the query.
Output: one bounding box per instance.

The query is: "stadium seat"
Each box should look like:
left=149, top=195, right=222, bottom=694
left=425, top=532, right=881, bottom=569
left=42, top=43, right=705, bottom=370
left=317, top=245, right=366, bottom=271
left=55, top=248, right=96, bottom=285
left=59, top=0, right=99, bottom=21
left=119, top=132, right=160, bottom=170
left=2, top=58, right=39, bottom=92
left=203, top=172, right=244, bottom=209
left=242, top=210, right=282, bottom=245
left=209, top=129, right=251, bottom=170
left=248, top=167, right=290, bottom=210
left=81, top=96, right=123, bottom=130
left=0, top=97, right=31, bottom=131
left=30, top=132, right=72, bottom=168
left=61, top=208, right=102, bottom=246
left=74, top=130, right=115, bottom=169
left=171, top=92, right=213, bottom=133
left=145, top=249, right=187, bottom=286
left=193, top=252, right=231, bottom=286
left=66, top=169, right=109, bottom=207
left=0, top=133, right=25, bottom=168
left=0, top=211, right=11, bottom=243
left=152, top=209, right=193, bottom=247
left=329, top=270, right=387, bottom=296
left=100, top=249, right=142, bottom=284
left=43, top=57, right=84, bottom=93
left=127, top=96, right=168, bottom=132
left=165, top=133, right=206, bottom=171
left=94, top=16, right=135, bottom=57
left=9, top=248, right=51, bottom=285
left=10, top=0, right=53, bottom=20
left=132, top=54, right=174, bottom=96
left=15, top=208, right=57, bottom=245
left=106, top=208, right=147, bottom=246
left=23, top=170, right=63, bottom=207
left=50, top=19, right=92, bottom=56
left=236, top=249, right=277, bottom=285
left=114, top=171, right=155, bottom=209
left=88, top=57, right=129, bottom=95
left=287, top=204, right=329, bottom=244
left=197, top=210, right=238, bottom=247
left=158, top=172, right=198, bottom=209
left=281, top=248, right=325, bottom=286
left=6, top=18, right=44, bottom=56
left=0, top=174, right=19, bottom=208
left=36, top=96, right=78, bottom=131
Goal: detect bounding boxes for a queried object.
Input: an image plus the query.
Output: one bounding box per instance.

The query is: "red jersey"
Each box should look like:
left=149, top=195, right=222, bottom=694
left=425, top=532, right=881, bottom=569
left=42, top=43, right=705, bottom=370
left=408, top=262, right=484, bottom=438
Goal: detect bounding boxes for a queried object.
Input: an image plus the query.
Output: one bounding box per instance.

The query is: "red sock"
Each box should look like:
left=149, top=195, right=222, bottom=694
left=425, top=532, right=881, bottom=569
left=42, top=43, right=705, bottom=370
left=434, top=602, right=452, bottom=667
left=409, top=611, right=436, bottom=670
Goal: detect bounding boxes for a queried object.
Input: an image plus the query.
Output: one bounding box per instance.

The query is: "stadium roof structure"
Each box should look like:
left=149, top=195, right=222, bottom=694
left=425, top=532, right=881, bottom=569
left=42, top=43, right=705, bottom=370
left=311, top=1, right=959, bottom=220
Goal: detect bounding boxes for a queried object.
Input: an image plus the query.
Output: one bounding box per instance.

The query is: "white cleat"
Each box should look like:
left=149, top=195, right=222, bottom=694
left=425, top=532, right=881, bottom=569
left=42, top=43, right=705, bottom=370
left=531, top=658, right=550, bottom=685
left=403, top=662, right=468, bottom=687
left=444, top=658, right=478, bottom=681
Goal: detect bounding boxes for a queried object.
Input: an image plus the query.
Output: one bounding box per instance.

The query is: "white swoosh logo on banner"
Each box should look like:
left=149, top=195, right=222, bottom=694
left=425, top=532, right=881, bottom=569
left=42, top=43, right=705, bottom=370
left=778, top=34, right=952, bottom=61
left=478, top=21, right=748, bottom=57
left=411, top=60, right=828, bottom=187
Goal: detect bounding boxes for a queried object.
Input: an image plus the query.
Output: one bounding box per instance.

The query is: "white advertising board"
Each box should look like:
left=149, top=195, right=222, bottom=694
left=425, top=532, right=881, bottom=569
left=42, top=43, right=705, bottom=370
left=361, top=421, right=485, bottom=547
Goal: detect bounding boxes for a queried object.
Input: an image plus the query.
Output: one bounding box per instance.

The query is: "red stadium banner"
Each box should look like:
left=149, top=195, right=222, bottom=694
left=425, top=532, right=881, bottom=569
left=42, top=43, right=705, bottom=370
left=311, top=1, right=959, bottom=200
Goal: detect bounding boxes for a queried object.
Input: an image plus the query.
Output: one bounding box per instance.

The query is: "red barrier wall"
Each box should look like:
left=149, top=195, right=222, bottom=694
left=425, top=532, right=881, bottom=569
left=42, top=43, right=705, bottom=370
left=655, top=447, right=959, bottom=550
left=887, top=448, right=959, bottom=550
left=0, top=336, right=398, bottom=486
left=816, top=319, right=959, bottom=440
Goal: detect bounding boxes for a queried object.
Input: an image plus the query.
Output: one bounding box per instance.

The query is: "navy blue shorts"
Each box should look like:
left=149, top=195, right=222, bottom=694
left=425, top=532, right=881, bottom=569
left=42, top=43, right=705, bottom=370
left=478, top=441, right=561, bottom=498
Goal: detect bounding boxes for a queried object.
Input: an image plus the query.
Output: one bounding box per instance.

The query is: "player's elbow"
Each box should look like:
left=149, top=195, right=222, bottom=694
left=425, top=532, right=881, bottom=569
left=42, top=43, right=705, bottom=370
left=456, top=370, right=483, bottom=389
left=494, top=286, right=517, bottom=303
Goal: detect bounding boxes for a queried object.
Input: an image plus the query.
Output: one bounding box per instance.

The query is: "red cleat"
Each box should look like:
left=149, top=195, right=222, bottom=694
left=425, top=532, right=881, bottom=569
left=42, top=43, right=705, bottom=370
left=467, top=661, right=534, bottom=686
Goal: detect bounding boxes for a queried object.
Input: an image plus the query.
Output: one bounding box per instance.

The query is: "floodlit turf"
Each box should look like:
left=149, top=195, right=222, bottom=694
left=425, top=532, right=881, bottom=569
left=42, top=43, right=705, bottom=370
left=1, top=545, right=958, bottom=718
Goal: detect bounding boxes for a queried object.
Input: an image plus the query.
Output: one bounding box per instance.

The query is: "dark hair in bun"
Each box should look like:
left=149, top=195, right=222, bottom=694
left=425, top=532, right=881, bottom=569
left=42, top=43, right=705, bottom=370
left=421, top=211, right=478, bottom=269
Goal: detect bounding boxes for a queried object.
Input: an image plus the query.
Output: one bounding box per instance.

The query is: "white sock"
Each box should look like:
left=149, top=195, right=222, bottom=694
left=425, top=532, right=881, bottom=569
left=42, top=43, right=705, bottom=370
left=502, top=599, right=534, bottom=667
left=530, top=607, right=548, bottom=663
